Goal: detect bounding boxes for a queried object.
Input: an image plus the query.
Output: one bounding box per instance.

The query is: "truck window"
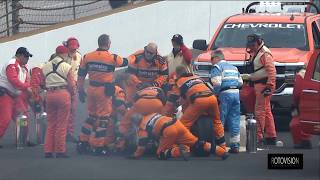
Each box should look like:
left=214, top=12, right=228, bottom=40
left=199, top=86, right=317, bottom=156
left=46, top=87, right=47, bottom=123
left=213, top=23, right=307, bottom=50
left=312, top=54, right=320, bottom=81
left=312, top=22, right=320, bottom=49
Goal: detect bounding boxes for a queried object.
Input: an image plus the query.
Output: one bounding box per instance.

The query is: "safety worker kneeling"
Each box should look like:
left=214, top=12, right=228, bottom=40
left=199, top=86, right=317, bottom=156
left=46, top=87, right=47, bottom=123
left=128, top=113, right=228, bottom=160
left=210, top=50, right=243, bottom=153
left=77, top=34, right=128, bottom=156
left=117, top=84, right=166, bottom=151
left=163, top=65, right=227, bottom=158
left=41, top=45, right=76, bottom=158
left=124, top=42, right=168, bottom=105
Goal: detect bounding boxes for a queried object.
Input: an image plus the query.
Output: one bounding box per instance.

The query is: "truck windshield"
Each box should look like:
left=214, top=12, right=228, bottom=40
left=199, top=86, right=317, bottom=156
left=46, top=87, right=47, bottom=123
left=213, top=23, right=307, bottom=50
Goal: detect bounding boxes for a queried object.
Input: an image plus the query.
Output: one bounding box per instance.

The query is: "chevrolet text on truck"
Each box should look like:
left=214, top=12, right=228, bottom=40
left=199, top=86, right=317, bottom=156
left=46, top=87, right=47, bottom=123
left=192, top=1, right=320, bottom=119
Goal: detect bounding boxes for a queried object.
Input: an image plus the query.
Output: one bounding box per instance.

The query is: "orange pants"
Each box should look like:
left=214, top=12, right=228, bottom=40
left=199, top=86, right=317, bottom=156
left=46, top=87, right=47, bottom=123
left=44, top=89, right=71, bottom=153
left=180, top=95, right=225, bottom=141
left=254, top=84, right=276, bottom=141
left=290, top=116, right=312, bottom=144
left=119, top=98, right=164, bottom=136
left=79, top=86, right=114, bottom=148
left=157, top=120, right=211, bottom=158
left=67, top=94, right=77, bottom=136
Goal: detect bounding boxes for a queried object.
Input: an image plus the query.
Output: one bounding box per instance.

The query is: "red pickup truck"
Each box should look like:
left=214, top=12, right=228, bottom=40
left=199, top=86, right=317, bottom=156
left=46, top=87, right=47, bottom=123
left=299, top=49, right=320, bottom=135
left=192, top=2, right=320, bottom=128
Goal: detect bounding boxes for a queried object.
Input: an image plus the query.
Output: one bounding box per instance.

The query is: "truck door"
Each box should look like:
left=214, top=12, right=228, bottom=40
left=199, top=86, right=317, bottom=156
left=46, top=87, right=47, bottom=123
left=299, top=50, right=320, bottom=134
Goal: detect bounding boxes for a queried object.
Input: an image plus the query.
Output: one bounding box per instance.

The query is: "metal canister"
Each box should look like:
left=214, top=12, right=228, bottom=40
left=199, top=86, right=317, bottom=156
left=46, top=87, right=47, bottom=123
left=16, top=115, right=28, bottom=149
left=36, top=112, right=47, bottom=145
left=246, top=113, right=257, bottom=153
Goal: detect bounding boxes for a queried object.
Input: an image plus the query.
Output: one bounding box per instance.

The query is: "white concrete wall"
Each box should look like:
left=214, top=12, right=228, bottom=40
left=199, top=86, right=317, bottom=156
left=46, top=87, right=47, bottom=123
left=0, top=0, right=253, bottom=69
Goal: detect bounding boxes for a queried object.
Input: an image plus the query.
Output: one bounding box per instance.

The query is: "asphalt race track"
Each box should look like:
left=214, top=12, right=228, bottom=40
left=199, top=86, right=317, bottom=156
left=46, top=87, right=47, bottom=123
left=0, top=100, right=319, bottom=180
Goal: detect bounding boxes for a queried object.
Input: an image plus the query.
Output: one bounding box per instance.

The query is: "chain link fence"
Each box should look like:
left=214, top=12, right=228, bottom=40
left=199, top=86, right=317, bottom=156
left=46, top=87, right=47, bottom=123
left=0, top=0, right=143, bottom=38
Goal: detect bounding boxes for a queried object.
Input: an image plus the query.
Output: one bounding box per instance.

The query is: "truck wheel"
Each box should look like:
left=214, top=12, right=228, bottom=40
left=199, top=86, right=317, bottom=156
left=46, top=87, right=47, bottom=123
left=190, top=115, right=213, bottom=157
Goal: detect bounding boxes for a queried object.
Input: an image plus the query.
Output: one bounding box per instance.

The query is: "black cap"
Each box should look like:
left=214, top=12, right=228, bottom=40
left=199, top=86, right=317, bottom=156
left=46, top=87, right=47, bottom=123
left=247, top=34, right=261, bottom=46
left=15, top=47, right=33, bottom=57
left=171, top=34, right=183, bottom=45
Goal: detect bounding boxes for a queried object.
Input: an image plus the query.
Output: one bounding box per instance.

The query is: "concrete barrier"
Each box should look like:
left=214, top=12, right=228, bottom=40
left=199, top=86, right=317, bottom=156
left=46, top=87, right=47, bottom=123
left=0, top=1, right=253, bottom=69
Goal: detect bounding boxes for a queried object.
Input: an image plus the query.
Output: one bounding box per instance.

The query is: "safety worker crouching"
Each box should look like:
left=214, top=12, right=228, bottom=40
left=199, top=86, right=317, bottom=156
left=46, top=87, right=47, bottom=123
left=0, top=47, right=33, bottom=148
left=116, top=84, right=166, bottom=151
left=77, top=34, right=128, bottom=156
left=163, top=65, right=228, bottom=158
left=242, top=34, right=277, bottom=146
left=128, top=113, right=228, bottom=161
left=124, top=42, right=168, bottom=105
left=210, top=50, right=243, bottom=153
left=41, top=45, right=76, bottom=158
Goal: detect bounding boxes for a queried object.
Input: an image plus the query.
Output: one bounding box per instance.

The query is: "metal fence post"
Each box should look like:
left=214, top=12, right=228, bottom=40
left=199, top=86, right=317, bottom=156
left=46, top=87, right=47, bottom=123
left=72, top=0, right=76, bottom=20
left=12, top=0, right=20, bottom=35
left=5, top=0, right=10, bottom=36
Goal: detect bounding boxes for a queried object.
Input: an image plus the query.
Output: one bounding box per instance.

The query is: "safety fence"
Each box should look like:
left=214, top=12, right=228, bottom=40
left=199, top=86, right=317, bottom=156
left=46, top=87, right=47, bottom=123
left=0, top=0, right=144, bottom=38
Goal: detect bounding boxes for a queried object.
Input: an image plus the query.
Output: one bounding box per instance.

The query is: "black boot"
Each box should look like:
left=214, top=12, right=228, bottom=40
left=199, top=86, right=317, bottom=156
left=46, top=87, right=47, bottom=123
left=264, top=137, right=277, bottom=145
left=56, top=153, right=70, bottom=158
left=66, top=134, right=77, bottom=143
left=294, top=140, right=312, bottom=149
left=27, top=141, right=37, bottom=147
left=178, top=144, right=190, bottom=161
left=92, top=147, right=109, bottom=156
left=228, top=147, right=239, bottom=154
left=44, top=153, right=54, bottom=158
left=76, top=141, right=91, bottom=154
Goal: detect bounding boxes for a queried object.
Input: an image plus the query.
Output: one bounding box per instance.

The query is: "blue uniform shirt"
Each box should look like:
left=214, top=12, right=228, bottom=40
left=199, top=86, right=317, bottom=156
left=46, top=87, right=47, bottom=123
left=210, top=60, right=243, bottom=94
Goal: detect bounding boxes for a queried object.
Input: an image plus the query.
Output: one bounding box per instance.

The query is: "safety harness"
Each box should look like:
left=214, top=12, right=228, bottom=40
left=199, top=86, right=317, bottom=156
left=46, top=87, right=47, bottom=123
left=45, top=60, right=67, bottom=81
left=146, top=114, right=177, bottom=137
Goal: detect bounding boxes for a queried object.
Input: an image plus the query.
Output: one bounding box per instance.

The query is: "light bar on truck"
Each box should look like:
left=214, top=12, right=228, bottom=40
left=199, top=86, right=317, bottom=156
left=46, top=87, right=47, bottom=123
left=245, top=1, right=320, bottom=14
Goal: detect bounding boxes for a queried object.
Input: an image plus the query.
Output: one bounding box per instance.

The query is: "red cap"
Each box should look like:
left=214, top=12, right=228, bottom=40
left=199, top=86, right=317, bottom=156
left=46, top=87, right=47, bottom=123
left=56, top=45, right=69, bottom=54
left=67, top=37, right=79, bottom=49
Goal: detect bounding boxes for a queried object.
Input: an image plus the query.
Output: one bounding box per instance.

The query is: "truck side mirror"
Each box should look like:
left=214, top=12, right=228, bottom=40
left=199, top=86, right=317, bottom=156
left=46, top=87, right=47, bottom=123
left=193, top=39, right=208, bottom=51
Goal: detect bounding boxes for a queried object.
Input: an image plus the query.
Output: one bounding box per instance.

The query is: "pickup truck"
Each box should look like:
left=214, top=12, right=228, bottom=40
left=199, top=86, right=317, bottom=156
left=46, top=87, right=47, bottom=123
left=192, top=2, right=320, bottom=119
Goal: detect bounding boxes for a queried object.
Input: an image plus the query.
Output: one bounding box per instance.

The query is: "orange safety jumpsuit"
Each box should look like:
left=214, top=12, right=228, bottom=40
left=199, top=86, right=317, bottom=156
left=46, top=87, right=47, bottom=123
left=249, top=44, right=277, bottom=141
left=78, top=48, right=128, bottom=148
left=118, top=86, right=166, bottom=136
left=41, top=56, right=76, bottom=154
left=165, top=74, right=226, bottom=150
left=125, top=50, right=168, bottom=104
left=132, top=113, right=224, bottom=159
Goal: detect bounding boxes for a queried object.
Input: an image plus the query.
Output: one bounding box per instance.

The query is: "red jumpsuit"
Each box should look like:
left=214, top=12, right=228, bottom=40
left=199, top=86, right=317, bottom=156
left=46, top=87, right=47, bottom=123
left=125, top=50, right=168, bottom=104
left=41, top=56, right=76, bottom=154
left=289, top=71, right=311, bottom=144
left=249, top=44, right=277, bottom=141
left=0, top=58, right=30, bottom=139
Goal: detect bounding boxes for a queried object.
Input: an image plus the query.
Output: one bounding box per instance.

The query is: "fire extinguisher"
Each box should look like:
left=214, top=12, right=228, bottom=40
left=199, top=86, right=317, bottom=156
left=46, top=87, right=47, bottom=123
left=16, top=114, right=28, bottom=149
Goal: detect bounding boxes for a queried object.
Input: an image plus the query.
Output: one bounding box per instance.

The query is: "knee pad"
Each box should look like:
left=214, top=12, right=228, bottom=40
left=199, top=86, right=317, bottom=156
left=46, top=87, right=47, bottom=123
left=86, top=116, right=96, bottom=126
left=76, top=141, right=91, bottom=154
